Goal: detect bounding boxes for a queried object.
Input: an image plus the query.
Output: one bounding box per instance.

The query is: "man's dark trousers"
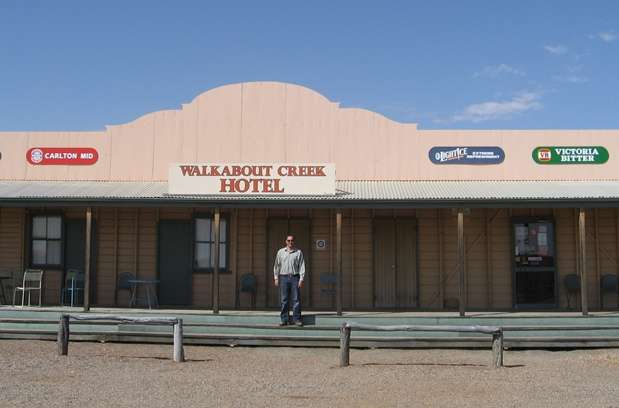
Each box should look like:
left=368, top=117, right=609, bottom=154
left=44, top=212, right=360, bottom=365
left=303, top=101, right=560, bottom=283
left=279, top=274, right=301, bottom=323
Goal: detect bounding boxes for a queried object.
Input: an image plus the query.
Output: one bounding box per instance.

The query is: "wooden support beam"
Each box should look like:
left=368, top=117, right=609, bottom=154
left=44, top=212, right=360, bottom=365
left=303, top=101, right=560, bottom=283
left=83, top=207, right=92, bottom=312
left=336, top=210, right=343, bottom=316
left=57, top=315, right=69, bottom=356
left=213, top=208, right=221, bottom=314
left=579, top=208, right=588, bottom=316
left=458, top=209, right=466, bottom=317
left=339, top=322, right=351, bottom=367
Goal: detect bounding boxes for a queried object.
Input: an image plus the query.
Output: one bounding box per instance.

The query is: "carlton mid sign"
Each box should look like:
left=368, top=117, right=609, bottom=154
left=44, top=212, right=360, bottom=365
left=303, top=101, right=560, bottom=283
left=168, top=163, right=336, bottom=195
left=27, top=147, right=99, bottom=165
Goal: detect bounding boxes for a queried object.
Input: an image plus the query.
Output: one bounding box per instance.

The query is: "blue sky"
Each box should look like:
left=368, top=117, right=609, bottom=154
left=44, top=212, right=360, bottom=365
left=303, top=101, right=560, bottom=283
left=1, top=1, right=618, bottom=131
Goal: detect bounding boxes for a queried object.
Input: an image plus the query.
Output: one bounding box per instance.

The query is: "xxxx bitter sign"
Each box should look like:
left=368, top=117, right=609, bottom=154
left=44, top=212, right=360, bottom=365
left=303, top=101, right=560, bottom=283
left=532, top=146, right=609, bottom=164
left=168, top=163, right=336, bottom=195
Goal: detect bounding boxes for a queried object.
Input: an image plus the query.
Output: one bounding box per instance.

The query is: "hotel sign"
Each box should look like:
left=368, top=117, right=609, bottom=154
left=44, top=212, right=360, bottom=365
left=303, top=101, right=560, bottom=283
left=532, top=146, right=609, bottom=164
left=429, top=146, right=505, bottom=164
left=168, top=163, right=336, bottom=195
left=27, top=147, right=99, bottom=165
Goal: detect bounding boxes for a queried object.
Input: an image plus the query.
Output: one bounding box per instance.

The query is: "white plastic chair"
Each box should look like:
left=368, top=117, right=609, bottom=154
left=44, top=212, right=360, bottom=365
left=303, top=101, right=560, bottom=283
left=13, top=269, right=44, bottom=306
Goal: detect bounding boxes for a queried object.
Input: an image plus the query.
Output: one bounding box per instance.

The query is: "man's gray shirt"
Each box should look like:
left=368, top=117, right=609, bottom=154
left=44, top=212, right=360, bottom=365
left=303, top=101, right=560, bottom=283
left=273, top=247, right=306, bottom=281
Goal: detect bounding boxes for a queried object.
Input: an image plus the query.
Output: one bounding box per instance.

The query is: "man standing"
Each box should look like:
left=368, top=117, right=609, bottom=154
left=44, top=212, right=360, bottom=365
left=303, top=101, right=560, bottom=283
left=273, top=234, right=305, bottom=326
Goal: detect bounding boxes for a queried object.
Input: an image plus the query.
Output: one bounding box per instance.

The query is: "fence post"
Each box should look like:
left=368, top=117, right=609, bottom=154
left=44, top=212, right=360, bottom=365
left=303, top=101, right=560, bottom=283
left=57, top=314, right=70, bottom=356
left=491, top=329, right=503, bottom=368
left=173, top=319, right=185, bottom=363
left=340, top=322, right=351, bottom=367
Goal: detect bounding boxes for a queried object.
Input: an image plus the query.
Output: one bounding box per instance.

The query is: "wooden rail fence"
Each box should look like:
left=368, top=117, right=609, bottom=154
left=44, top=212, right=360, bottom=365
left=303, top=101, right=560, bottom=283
left=56, top=314, right=185, bottom=362
left=339, top=322, right=504, bottom=368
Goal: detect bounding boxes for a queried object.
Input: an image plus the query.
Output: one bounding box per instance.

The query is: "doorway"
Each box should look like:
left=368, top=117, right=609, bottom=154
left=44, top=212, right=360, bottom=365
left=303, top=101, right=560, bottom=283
left=513, top=219, right=556, bottom=308
left=158, top=220, right=193, bottom=306
left=373, top=218, right=417, bottom=309
left=64, top=218, right=96, bottom=305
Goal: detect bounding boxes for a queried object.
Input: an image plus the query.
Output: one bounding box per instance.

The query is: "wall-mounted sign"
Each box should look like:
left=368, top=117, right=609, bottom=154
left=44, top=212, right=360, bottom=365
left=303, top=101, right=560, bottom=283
left=315, top=239, right=327, bottom=250
left=429, top=146, right=505, bottom=165
left=26, top=147, right=99, bottom=165
left=532, top=146, right=609, bottom=164
left=168, top=163, right=336, bottom=195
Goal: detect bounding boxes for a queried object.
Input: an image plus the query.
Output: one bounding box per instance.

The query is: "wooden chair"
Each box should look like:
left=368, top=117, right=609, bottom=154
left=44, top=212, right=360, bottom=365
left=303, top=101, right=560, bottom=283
left=13, top=269, right=44, bottom=307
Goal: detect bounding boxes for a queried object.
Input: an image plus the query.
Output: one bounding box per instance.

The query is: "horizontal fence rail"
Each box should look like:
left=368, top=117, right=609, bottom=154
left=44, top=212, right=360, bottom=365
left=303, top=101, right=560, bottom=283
left=57, top=314, right=185, bottom=362
left=339, top=322, right=504, bottom=368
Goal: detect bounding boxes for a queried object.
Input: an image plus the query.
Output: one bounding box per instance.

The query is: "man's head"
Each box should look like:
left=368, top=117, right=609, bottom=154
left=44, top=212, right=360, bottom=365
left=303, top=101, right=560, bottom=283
left=285, top=235, right=295, bottom=249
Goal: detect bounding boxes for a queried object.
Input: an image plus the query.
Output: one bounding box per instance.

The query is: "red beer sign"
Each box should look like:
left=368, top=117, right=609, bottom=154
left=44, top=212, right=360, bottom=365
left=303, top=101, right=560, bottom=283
left=26, top=147, right=99, bottom=165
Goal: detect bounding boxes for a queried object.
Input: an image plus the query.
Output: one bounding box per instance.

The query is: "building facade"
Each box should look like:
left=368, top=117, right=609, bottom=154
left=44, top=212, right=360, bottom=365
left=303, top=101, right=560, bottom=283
left=1, top=82, right=618, bottom=312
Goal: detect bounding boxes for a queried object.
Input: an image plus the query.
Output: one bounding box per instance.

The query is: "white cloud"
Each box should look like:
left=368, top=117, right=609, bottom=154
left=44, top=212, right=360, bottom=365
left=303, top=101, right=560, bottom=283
left=588, top=31, right=617, bottom=42
left=554, top=65, right=589, bottom=83
left=451, top=91, right=543, bottom=123
left=473, top=64, right=525, bottom=78
left=544, top=44, right=568, bottom=55
left=553, top=74, right=589, bottom=84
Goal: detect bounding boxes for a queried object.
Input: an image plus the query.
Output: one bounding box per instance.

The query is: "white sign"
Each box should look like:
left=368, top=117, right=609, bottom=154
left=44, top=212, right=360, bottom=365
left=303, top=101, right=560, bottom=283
left=315, top=239, right=328, bottom=250
left=168, top=163, right=336, bottom=195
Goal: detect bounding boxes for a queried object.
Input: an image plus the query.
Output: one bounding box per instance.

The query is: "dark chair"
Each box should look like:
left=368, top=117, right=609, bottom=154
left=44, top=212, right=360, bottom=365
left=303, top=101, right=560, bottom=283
left=564, top=274, right=581, bottom=309
left=61, top=269, right=84, bottom=307
left=239, top=273, right=257, bottom=309
left=600, top=274, right=619, bottom=310
left=117, top=272, right=136, bottom=307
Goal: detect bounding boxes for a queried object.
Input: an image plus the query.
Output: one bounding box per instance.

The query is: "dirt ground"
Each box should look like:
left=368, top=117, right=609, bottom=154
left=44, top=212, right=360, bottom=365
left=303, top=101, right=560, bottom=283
left=1, top=340, right=619, bottom=408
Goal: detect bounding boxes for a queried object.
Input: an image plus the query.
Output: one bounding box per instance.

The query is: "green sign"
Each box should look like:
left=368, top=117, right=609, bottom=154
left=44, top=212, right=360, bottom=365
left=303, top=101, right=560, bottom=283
left=532, top=146, right=609, bottom=164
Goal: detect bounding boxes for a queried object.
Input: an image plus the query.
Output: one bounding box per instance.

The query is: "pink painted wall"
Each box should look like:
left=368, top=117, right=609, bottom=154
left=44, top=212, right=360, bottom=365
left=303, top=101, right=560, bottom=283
left=1, top=81, right=618, bottom=181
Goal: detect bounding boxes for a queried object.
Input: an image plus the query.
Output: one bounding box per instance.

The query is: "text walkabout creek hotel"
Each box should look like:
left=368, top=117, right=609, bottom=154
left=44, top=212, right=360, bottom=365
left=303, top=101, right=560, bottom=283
left=168, top=163, right=336, bottom=195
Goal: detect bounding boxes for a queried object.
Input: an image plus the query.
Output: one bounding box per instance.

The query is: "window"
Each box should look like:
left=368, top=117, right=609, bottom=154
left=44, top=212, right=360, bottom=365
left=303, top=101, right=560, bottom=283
left=194, top=217, right=228, bottom=271
left=31, top=215, right=63, bottom=267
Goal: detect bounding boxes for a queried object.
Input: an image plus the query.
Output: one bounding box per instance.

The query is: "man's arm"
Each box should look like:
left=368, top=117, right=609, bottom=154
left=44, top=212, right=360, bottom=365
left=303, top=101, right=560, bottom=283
left=298, top=251, right=306, bottom=287
left=273, top=249, right=281, bottom=285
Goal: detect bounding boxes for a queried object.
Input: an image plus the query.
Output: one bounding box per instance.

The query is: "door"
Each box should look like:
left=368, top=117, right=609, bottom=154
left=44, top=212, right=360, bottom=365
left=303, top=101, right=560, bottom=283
left=267, top=218, right=311, bottom=308
left=373, top=218, right=417, bottom=309
left=64, top=218, right=96, bottom=304
left=158, top=220, right=193, bottom=306
left=513, top=219, right=556, bottom=307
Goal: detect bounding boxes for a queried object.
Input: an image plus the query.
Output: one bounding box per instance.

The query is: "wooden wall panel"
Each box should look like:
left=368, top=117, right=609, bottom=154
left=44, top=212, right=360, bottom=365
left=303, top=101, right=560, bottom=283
left=417, top=209, right=440, bottom=309
left=555, top=208, right=577, bottom=308
left=95, top=208, right=117, bottom=306
left=489, top=209, right=512, bottom=309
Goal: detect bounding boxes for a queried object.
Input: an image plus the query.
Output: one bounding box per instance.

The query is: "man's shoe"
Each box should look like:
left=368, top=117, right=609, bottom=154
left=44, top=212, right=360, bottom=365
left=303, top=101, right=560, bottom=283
left=278, top=321, right=288, bottom=326
left=294, top=320, right=303, bottom=327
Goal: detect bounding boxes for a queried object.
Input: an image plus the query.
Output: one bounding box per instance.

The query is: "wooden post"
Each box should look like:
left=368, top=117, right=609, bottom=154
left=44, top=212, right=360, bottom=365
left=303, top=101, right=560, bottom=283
left=213, top=209, right=221, bottom=314
left=57, top=314, right=70, bottom=356
left=579, top=208, right=588, bottom=316
left=83, top=207, right=92, bottom=312
left=336, top=210, right=343, bottom=316
left=173, top=319, right=185, bottom=363
left=458, top=209, right=466, bottom=317
left=491, top=330, right=504, bottom=368
left=339, top=322, right=351, bottom=367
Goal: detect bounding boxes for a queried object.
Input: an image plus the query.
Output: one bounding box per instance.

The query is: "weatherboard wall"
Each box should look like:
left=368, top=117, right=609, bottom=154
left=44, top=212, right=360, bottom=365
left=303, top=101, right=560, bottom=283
left=2, top=206, right=617, bottom=310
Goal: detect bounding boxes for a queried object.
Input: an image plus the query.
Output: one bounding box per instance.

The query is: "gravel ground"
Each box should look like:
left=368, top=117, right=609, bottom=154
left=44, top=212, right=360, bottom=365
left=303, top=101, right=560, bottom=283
left=1, top=340, right=619, bottom=408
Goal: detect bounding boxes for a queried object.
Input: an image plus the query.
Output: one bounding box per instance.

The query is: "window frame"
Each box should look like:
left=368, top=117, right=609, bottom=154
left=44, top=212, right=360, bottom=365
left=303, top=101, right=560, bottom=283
left=29, top=213, right=64, bottom=269
left=192, top=212, right=230, bottom=273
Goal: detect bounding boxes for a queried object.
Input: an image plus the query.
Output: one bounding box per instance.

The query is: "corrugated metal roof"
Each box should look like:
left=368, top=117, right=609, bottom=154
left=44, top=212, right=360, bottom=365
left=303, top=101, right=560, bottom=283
left=1, top=180, right=619, bottom=204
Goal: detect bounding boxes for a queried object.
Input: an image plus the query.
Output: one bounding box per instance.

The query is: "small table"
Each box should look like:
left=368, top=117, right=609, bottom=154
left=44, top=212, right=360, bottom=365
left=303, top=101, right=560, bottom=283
left=128, top=279, right=160, bottom=309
